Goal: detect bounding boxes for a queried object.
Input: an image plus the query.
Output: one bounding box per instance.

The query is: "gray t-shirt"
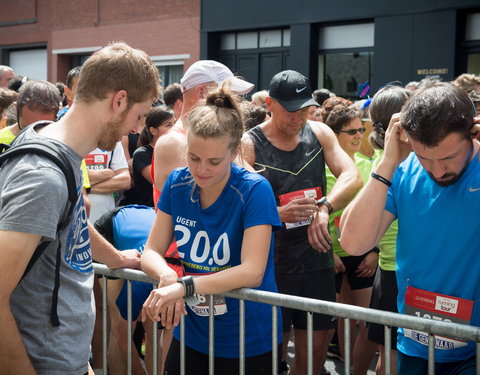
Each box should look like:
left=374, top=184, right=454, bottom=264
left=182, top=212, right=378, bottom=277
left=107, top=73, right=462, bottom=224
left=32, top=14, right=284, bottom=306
left=0, top=124, right=94, bottom=374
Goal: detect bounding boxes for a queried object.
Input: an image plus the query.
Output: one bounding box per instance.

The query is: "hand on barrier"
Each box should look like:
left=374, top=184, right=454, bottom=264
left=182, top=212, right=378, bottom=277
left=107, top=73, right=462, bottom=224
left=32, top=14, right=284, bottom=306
left=112, top=249, right=142, bottom=270
left=141, top=283, right=186, bottom=329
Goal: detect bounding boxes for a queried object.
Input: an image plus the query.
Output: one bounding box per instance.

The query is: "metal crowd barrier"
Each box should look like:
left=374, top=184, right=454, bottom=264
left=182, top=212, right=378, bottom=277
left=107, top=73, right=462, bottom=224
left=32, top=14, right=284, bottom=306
left=93, top=263, right=480, bottom=375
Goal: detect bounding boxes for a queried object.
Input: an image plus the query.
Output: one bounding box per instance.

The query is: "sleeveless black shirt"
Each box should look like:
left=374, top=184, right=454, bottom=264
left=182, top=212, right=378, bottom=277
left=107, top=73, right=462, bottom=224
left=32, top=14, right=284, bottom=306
left=248, top=123, right=333, bottom=273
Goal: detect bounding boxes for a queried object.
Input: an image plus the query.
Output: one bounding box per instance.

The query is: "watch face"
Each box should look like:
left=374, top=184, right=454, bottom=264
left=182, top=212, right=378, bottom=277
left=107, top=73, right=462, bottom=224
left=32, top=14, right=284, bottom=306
left=316, top=197, right=326, bottom=205
left=317, top=197, right=333, bottom=214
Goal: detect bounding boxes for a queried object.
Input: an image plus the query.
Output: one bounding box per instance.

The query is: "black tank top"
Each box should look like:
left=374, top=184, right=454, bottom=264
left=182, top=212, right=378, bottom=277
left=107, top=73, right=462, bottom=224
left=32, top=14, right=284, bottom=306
left=248, top=123, right=332, bottom=273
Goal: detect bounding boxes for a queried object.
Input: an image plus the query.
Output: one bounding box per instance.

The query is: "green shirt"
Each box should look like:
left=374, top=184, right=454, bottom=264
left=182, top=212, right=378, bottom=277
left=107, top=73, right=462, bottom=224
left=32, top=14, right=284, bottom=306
left=371, top=150, right=398, bottom=271
left=326, top=153, right=373, bottom=257
left=0, top=126, right=16, bottom=145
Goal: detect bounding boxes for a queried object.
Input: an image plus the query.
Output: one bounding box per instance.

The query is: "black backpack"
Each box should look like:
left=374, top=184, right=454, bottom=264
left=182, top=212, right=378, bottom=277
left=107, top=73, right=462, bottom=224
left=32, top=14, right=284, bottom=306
left=0, top=139, right=78, bottom=327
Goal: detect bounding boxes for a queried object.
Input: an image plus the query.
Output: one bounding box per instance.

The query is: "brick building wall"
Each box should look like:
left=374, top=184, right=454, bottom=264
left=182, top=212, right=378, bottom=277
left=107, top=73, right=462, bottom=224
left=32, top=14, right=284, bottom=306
left=0, top=0, right=200, bottom=84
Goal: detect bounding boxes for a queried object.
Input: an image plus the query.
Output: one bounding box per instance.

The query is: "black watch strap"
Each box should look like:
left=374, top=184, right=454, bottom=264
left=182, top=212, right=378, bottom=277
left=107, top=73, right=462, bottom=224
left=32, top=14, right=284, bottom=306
left=177, top=275, right=195, bottom=297
left=316, top=196, right=334, bottom=214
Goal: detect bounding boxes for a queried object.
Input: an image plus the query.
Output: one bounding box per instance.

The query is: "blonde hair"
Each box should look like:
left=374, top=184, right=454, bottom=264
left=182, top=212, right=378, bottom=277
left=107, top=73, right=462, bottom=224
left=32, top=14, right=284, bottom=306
left=76, top=42, right=160, bottom=108
left=452, top=73, right=480, bottom=93
left=187, top=85, right=244, bottom=151
left=251, top=90, right=268, bottom=107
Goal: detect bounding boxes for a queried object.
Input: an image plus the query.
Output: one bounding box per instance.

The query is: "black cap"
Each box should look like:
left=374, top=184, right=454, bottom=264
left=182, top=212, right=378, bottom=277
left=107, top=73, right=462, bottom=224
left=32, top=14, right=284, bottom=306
left=268, top=70, right=319, bottom=112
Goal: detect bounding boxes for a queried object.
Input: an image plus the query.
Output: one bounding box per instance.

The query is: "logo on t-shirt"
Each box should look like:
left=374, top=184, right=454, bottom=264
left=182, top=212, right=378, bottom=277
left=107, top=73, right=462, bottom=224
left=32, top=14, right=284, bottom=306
left=65, top=193, right=92, bottom=272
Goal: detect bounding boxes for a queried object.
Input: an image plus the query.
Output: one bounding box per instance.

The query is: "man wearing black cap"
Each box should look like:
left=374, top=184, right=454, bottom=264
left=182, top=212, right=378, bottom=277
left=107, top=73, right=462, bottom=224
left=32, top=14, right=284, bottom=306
left=243, top=70, right=362, bottom=375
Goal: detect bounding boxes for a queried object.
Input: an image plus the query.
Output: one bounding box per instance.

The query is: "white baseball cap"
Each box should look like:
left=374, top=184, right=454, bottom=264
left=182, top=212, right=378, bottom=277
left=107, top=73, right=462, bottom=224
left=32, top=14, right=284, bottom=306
left=180, top=60, right=254, bottom=95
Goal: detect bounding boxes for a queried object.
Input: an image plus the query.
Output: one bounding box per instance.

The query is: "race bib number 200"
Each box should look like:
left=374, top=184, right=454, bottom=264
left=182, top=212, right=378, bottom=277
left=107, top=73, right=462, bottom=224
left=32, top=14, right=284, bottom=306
left=404, top=286, right=474, bottom=350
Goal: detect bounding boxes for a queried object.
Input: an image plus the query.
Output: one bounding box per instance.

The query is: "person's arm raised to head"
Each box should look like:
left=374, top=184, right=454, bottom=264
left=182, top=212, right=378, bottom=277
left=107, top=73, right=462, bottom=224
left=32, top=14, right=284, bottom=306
left=340, top=114, right=411, bottom=255
left=0, top=231, right=41, bottom=374
left=153, top=132, right=187, bottom=193
left=313, top=122, right=363, bottom=211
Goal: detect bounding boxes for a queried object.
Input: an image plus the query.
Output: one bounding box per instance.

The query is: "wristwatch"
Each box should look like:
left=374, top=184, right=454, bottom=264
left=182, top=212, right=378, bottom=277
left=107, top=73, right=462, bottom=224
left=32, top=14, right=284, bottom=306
left=316, top=196, right=334, bottom=214
left=177, top=276, right=200, bottom=307
left=177, top=275, right=195, bottom=297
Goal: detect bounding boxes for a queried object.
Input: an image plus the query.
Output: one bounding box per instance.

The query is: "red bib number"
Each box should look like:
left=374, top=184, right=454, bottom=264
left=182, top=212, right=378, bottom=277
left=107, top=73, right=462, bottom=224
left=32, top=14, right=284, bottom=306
left=403, top=286, right=473, bottom=350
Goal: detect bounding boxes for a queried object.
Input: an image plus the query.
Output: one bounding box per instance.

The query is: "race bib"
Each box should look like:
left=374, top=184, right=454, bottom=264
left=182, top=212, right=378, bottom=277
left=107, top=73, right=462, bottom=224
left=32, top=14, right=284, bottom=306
left=189, top=294, right=227, bottom=317
left=85, top=153, right=108, bottom=170
left=278, top=187, right=323, bottom=229
left=403, top=286, right=474, bottom=350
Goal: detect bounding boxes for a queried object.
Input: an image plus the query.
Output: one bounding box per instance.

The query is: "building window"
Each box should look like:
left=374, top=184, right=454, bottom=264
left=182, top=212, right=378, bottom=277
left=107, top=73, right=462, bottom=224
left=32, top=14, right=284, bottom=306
left=9, top=48, right=48, bottom=81
left=221, top=33, right=236, bottom=50
left=318, top=23, right=374, bottom=99
left=465, top=13, right=480, bottom=75
left=220, top=29, right=290, bottom=51
left=467, top=54, right=480, bottom=75
left=150, top=54, right=190, bottom=87
left=157, top=65, right=183, bottom=87
left=318, top=51, right=373, bottom=98
left=466, top=13, right=480, bottom=41
left=71, top=54, right=91, bottom=67
left=237, top=32, right=258, bottom=49
left=259, top=30, right=282, bottom=48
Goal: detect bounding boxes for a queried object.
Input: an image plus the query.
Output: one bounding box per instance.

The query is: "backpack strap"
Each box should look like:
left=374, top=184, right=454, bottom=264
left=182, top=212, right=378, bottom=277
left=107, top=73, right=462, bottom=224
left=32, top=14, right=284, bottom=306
left=1, top=140, right=79, bottom=327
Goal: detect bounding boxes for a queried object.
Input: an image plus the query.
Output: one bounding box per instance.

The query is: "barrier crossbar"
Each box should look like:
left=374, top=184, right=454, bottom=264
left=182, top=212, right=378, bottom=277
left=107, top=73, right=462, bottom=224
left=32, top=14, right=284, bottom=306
left=93, top=263, right=480, bottom=375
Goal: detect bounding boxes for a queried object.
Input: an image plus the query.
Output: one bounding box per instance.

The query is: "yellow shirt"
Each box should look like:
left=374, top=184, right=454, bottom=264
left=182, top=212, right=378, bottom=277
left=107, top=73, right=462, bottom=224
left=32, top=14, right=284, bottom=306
left=0, top=126, right=16, bottom=145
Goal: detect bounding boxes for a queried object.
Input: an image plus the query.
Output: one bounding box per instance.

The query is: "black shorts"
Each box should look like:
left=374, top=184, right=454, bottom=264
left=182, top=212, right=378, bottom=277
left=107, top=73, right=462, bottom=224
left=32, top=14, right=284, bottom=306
left=367, top=267, right=398, bottom=347
left=275, top=269, right=337, bottom=331
left=334, top=253, right=376, bottom=293
left=165, top=338, right=281, bottom=375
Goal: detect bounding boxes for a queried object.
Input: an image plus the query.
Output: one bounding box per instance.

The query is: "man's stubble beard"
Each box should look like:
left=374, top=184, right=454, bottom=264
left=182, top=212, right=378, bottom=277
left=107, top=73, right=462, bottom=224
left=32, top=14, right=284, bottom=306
left=98, top=112, right=128, bottom=151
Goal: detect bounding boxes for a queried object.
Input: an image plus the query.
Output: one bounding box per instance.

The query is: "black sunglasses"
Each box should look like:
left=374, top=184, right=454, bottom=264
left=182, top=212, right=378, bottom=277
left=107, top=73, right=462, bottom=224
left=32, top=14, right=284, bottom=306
left=335, top=127, right=367, bottom=136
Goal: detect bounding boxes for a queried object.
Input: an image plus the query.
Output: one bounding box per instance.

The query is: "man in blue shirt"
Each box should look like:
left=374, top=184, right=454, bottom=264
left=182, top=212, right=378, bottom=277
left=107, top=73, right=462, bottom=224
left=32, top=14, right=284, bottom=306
left=340, top=82, right=479, bottom=374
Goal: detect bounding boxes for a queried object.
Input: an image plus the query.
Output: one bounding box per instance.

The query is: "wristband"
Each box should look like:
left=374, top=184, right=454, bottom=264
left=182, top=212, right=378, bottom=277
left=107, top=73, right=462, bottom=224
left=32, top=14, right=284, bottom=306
left=177, top=275, right=195, bottom=297
left=371, top=172, right=392, bottom=187
left=316, top=196, right=334, bottom=214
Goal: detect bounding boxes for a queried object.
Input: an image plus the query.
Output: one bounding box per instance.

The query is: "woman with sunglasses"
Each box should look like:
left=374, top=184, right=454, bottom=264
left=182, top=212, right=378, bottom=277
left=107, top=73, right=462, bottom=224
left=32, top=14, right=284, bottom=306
left=140, top=85, right=282, bottom=374
left=129, top=106, right=175, bottom=206
left=321, top=97, right=377, bottom=375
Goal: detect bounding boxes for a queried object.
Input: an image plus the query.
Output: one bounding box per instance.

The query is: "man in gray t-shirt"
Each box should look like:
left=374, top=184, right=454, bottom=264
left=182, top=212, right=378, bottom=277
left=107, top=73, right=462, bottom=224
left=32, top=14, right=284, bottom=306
left=0, top=43, right=160, bottom=375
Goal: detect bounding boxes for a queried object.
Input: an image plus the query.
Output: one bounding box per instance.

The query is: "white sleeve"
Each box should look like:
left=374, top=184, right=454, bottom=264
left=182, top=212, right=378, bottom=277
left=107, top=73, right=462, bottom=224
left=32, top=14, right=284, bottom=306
left=109, top=141, right=128, bottom=171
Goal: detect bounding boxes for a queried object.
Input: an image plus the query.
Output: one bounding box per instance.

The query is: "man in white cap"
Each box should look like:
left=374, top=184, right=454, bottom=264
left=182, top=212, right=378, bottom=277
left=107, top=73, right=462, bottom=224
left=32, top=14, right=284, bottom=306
left=152, top=60, right=254, bottom=199
left=242, top=70, right=362, bottom=375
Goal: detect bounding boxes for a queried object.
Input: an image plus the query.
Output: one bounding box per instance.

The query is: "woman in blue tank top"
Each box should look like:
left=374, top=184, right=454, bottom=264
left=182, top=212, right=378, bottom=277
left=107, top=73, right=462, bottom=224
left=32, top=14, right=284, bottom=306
left=141, top=85, right=282, bottom=374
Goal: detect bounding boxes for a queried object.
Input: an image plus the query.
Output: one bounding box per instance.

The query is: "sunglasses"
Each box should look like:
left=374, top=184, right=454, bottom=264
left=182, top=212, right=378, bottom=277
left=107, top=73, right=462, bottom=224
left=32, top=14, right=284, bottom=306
left=335, top=127, right=367, bottom=135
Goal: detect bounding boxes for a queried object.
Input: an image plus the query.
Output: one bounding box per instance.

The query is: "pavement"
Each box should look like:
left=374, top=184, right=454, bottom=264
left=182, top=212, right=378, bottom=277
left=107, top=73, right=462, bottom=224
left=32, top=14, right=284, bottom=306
left=324, top=355, right=377, bottom=375
left=285, top=336, right=377, bottom=375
